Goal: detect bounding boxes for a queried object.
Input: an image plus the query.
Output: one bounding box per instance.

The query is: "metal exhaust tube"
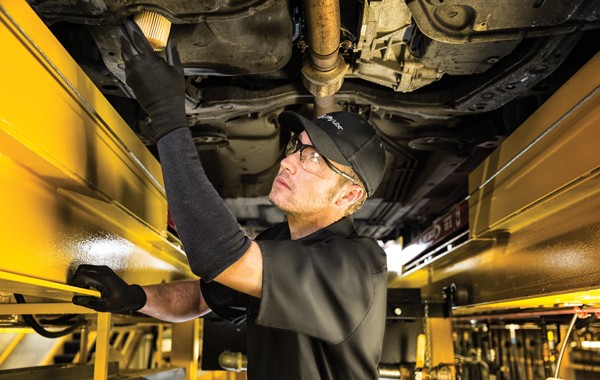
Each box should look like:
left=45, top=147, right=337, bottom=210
left=302, top=0, right=348, bottom=116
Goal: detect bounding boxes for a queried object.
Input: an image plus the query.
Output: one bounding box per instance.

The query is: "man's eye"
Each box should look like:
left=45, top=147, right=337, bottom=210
left=307, top=151, right=321, bottom=165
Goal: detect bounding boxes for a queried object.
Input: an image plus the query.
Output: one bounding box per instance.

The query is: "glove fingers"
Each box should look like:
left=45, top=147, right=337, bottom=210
left=73, top=263, right=101, bottom=274
left=124, top=20, right=155, bottom=56
left=166, top=37, right=182, bottom=71
left=120, top=31, right=137, bottom=67
left=72, top=295, right=108, bottom=312
left=72, top=295, right=93, bottom=308
left=70, top=268, right=107, bottom=293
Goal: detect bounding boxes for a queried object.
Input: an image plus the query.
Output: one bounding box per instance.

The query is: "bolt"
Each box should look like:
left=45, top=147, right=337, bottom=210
left=486, top=56, right=500, bottom=64
left=296, top=41, right=308, bottom=54
left=340, top=41, right=353, bottom=52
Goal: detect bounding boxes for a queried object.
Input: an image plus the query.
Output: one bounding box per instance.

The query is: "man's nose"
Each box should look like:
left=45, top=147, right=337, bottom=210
left=280, top=151, right=300, bottom=174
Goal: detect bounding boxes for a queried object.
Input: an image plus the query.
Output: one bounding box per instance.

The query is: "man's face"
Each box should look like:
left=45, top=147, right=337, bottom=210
left=268, top=131, right=346, bottom=216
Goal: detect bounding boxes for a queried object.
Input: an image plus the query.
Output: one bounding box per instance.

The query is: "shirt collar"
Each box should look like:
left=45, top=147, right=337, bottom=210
left=299, top=215, right=356, bottom=243
left=257, top=216, right=357, bottom=242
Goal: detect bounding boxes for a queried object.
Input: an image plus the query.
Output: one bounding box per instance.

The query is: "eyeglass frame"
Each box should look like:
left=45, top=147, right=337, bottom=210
left=285, top=134, right=359, bottom=185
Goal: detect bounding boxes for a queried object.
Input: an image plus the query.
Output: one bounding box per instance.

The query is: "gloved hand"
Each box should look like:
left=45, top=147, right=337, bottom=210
left=120, top=20, right=187, bottom=142
left=70, top=265, right=147, bottom=313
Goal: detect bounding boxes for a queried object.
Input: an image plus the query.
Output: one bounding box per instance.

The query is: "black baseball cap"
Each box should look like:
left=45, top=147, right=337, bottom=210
left=278, top=110, right=387, bottom=197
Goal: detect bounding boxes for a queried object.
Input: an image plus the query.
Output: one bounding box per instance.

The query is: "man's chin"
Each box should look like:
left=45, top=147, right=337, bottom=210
left=267, top=191, right=276, bottom=206
left=268, top=191, right=290, bottom=213
left=268, top=190, right=281, bottom=208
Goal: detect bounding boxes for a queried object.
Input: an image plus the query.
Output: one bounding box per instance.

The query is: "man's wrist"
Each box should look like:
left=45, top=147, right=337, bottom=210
left=128, top=284, right=148, bottom=311
left=148, top=115, right=187, bottom=142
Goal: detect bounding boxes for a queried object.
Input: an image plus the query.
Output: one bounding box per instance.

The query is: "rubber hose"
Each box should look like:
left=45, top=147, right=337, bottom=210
left=14, top=293, right=86, bottom=339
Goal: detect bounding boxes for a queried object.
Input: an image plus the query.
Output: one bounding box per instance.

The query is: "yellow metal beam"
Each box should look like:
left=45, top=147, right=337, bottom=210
left=0, top=328, right=37, bottom=334
left=94, top=312, right=111, bottom=380
left=430, top=318, right=455, bottom=378
left=469, top=52, right=600, bottom=238
left=0, top=0, right=195, bottom=298
left=0, top=333, right=25, bottom=366
left=73, top=329, right=96, bottom=365
left=0, top=270, right=98, bottom=302
left=0, top=303, right=95, bottom=315
left=453, top=288, right=600, bottom=316
left=172, top=320, right=200, bottom=380
left=392, top=52, right=600, bottom=312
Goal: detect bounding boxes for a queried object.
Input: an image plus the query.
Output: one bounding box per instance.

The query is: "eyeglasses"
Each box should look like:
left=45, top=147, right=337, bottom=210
left=285, top=134, right=358, bottom=184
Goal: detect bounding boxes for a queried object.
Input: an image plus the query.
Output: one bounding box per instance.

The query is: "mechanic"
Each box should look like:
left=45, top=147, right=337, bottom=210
left=71, top=20, right=388, bottom=379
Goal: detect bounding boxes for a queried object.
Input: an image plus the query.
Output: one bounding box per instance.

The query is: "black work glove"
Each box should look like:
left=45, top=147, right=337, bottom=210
left=120, top=20, right=187, bottom=142
left=71, top=264, right=147, bottom=313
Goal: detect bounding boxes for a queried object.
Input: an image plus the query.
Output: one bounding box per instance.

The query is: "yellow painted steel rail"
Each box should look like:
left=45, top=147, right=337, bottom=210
left=0, top=0, right=196, bottom=298
left=392, top=51, right=600, bottom=315
left=0, top=2, right=200, bottom=378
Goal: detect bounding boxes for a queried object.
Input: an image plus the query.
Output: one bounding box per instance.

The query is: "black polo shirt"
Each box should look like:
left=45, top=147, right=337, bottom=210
left=201, top=216, right=388, bottom=379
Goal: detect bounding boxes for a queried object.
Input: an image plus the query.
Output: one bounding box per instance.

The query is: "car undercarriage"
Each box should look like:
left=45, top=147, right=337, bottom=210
left=27, top=0, right=600, bottom=245
left=1, top=1, right=600, bottom=378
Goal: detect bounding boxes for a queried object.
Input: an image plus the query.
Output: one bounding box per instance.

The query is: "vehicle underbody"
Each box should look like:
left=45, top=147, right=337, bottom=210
left=28, top=0, right=600, bottom=245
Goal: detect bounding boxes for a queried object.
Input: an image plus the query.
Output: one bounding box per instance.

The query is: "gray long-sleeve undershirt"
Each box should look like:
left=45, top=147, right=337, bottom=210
left=157, top=128, right=251, bottom=281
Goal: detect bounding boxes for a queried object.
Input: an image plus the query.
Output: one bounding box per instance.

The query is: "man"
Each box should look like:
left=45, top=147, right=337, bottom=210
left=71, top=21, right=388, bottom=379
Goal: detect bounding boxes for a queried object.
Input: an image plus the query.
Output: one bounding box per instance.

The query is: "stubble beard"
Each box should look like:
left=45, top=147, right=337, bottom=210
left=268, top=180, right=342, bottom=218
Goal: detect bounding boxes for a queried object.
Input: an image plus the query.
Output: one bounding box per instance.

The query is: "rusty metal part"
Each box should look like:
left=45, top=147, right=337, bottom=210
left=302, top=0, right=348, bottom=112
left=313, top=95, right=337, bottom=118
left=301, top=54, right=348, bottom=105
left=304, top=0, right=340, bottom=71
left=218, top=351, right=247, bottom=372
left=356, top=0, right=444, bottom=92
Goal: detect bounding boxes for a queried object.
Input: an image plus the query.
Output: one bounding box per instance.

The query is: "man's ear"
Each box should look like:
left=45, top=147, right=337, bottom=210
left=335, top=185, right=365, bottom=208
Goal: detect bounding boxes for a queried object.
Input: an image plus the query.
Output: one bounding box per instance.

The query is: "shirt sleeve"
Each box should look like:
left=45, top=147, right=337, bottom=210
left=255, top=238, right=386, bottom=344
left=157, top=128, right=251, bottom=281
left=200, top=279, right=249, bottom=325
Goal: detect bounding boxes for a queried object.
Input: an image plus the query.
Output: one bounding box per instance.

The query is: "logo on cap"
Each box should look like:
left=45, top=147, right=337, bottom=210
left=318, top=115, right=343, bottom=130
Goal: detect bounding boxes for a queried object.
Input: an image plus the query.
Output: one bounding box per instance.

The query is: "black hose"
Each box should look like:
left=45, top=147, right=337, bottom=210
left=14, top=293, right=86, bottom=339
left=39, top=313, right=80, bottom=325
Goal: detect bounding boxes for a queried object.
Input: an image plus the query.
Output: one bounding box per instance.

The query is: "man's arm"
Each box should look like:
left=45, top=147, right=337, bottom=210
left=120, top=21, right=263, bottom=297
left=140, top=280, right=211, bottom=322
left=213, top=241, right=263, bottom=298
left=71, top=265, right=211, bottom=321
left=156, top=129, right=263, bottom=298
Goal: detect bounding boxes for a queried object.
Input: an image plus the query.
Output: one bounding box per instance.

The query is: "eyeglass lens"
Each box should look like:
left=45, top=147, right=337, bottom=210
left=285, top=136, right=327, bottom=175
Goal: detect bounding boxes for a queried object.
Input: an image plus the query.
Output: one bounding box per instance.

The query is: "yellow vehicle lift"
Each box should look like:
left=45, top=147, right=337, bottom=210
left=1, top=0, right=600, bottom=379
left=392, top=45, right=600, bottom=380
left=392, top=49, right=600, bottom=313
left=0, top=1, right=217, bottom=379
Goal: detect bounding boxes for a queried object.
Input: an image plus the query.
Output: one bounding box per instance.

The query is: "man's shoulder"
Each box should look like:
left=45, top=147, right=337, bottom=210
left=328, top=235, right=387, bottom=268
left=254, top=222, right=290, bottom=241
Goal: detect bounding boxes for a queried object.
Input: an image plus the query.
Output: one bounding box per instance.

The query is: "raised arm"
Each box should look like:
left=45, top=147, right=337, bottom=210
left=120, top=20, right=263, bottom=297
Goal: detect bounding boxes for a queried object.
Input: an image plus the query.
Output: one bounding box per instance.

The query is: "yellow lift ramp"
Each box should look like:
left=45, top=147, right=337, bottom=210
left=0, top=1, right=230, bottom=379
left=2, top=0, right=600, bottom=379
left=392, top=49, right=600, bottom=380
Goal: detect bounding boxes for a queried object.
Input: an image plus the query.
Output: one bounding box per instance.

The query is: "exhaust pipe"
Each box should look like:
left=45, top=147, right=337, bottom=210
left=302, top=0, right=348, bottom=116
